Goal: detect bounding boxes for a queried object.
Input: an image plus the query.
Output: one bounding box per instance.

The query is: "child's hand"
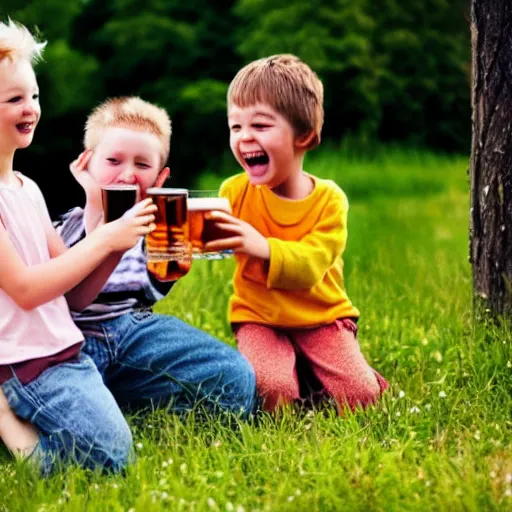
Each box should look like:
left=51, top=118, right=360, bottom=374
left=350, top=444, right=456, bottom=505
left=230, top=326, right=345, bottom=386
left=204, top=211, right=270, bottom=260
left=69, top=150, right=101, bottom=203
left=99, top=198, right=157, bottom=252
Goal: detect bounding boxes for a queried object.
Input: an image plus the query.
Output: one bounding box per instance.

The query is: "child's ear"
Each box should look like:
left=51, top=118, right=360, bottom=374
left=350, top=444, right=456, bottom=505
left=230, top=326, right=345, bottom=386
left=155, top=167, right=171, bottom=187
left=295, top=130, right=316, bottom=150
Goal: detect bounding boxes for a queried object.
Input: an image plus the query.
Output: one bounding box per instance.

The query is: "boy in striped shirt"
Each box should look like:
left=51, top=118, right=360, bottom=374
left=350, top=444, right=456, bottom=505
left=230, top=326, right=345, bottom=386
left=56, top=97, right=256, bottom=418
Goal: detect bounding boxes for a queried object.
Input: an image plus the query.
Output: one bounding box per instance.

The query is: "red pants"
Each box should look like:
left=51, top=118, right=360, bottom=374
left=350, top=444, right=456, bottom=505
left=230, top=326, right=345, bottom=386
left=235, top=319, right=388, bottom=413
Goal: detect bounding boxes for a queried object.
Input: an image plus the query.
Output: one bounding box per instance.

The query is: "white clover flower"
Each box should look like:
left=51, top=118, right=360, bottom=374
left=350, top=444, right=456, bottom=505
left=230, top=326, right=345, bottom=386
left=226, top=503, right=234, bottom=512
left=287, top=496, right=294, bottom=502
left=425, top=404, right=432, bottom=411
left=136, top=442, right=143, bottom=450
left=207, top=497, right=217, bottom=509
left=505, top=473, right=512, bottom=484
left=409, top=406, right=421, bottom=414
left=396, top=411, right=401, bottom=417
left=433, top=351, right=443, bottom=363
left=439, top=391, right=447, bottom=398
left=398, top=390, right=405, bottom=399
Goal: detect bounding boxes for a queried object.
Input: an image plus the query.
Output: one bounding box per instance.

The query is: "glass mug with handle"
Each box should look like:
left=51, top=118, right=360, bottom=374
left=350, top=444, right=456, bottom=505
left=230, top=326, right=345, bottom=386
left=145, top=187, right=192, bottom=281
left=188, top=190, right=234, bottom=260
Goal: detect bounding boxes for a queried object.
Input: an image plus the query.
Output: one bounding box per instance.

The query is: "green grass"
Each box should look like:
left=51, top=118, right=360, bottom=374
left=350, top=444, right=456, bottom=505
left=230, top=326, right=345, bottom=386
left=2, top=147, right=511, bottom=511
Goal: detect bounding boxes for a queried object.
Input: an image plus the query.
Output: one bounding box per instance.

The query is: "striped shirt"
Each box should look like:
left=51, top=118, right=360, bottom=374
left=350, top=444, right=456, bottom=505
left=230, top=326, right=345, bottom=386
left=55, top=207, right=173, bottom=324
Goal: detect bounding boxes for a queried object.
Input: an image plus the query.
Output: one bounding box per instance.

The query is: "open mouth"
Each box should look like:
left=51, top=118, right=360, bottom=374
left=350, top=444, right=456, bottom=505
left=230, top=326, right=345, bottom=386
left=242, top=151, right=269, bottom=177
left=16, top=123, right=34, bottom=134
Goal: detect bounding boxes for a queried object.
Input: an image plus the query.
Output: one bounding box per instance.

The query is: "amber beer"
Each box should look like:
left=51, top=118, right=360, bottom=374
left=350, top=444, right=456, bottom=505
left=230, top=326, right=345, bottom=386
left=188, top=197, right=232, bottom=259
left=145, top=188, right=191, bottom=281
left=101, top=184, right=138, bottom=222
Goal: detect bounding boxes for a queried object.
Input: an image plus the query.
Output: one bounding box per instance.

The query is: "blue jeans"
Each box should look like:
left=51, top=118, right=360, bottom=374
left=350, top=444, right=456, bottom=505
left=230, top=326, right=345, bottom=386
left=1, top=352, right=133, bottom=475
left=81, top=311, right=256, bottom=416
left=1, top=312, right=255, bottom=475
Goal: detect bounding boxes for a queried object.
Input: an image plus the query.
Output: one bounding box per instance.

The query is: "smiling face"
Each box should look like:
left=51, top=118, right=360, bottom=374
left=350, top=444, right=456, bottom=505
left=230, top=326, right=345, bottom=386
left=87, top=126, right=163, bottom=197
left=228, top=102, right=302, bottom=189
left=0, top=58, right=40, bottom=155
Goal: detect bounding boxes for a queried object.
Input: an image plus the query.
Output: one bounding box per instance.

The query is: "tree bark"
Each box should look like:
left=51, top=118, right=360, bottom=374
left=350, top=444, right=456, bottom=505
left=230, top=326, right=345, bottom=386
left=470, top=0, right=512, bottom=318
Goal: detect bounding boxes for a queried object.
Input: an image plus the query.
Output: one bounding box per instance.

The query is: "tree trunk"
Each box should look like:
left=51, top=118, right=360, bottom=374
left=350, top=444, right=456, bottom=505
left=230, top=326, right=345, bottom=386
left=470, top=0, right=512, bottom=318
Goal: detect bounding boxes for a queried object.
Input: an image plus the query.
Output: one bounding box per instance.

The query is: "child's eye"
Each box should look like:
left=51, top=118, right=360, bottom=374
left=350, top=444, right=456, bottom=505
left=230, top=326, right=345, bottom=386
left=136, top=163, right=150, bottom=169
left=253, top=124, right=269, bottom=129
left=32, top=94, right=39, bottom=101
left=106, top=158, right=119, bottom=165
left=8, top=96, right=22, bottom=103
left=229, top=125, right=241, bottom=132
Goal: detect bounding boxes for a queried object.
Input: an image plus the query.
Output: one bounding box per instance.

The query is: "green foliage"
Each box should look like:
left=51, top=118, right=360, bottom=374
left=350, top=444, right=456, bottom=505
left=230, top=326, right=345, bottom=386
left=38, top=41, right=104, bottom=118
left=235, top=0, right=470, bottom=149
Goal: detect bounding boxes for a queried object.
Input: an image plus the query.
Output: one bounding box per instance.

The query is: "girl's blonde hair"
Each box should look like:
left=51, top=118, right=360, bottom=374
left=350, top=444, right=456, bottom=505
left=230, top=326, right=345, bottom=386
left=85, top=97, right=172, bottom=164
left=0, top=19, right=46, bottom=63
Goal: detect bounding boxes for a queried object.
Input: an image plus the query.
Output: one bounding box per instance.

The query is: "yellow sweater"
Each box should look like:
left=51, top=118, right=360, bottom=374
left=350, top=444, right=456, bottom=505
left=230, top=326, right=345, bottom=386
left=219, top=173, right=359, bottom=328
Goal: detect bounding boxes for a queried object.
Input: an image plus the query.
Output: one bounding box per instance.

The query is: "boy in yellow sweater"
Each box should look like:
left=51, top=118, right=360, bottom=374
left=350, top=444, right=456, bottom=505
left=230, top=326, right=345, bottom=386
left=207, top=54, right=388, bottom=412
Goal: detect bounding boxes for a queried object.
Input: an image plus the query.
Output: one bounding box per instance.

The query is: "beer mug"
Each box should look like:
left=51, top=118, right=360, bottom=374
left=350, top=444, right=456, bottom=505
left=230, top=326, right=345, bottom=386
left=101, top=184, right=139, bottom=222
left=145, top=188, right=192, bottom=281
left=188, top=190, right=233, bottom=260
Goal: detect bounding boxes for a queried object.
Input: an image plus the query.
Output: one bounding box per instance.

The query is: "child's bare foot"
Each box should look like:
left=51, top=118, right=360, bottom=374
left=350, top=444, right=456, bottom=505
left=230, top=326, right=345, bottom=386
left=0, top=388, right=39, bottom=457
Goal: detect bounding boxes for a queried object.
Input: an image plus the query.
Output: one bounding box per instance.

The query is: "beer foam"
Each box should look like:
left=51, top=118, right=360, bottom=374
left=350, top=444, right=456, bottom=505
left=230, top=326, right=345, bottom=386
left=102, top=184, right=138, bottom=191
left=147, top=187, right=188, bottom=196
left=188, top=197, right=231, bottom=213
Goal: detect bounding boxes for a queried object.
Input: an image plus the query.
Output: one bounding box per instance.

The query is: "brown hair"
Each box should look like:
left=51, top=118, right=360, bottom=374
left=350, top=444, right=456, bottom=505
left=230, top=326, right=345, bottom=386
left=228, top=54, right=324, bottom=150
left=85, top=96, right=172, bottom=164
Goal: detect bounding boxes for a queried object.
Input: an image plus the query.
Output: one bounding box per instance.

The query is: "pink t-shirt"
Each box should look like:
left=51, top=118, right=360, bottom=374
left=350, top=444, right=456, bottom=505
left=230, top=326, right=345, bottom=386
left=0, top=172, right=83, bottom=364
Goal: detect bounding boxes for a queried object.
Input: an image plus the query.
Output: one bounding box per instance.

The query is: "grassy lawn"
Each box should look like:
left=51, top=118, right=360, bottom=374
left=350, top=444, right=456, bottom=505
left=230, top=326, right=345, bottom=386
left=1, top=147, right=511, bottom=511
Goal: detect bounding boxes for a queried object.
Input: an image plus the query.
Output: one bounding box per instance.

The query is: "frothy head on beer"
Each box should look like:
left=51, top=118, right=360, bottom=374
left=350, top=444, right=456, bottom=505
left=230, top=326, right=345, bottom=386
left=188, top=197, right=231, bottom=214
left=147, top=187, right=188, bottom=197
left=83, top=97, right=172, bottom=197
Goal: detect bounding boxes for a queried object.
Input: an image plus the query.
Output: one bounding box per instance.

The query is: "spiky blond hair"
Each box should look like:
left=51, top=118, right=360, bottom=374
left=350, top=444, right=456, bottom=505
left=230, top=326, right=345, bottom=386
left=0, top=19, right=46, bottom=63
left=228, top=54, right=324, bottom=150
left=85, top=97, right=172, bottom=164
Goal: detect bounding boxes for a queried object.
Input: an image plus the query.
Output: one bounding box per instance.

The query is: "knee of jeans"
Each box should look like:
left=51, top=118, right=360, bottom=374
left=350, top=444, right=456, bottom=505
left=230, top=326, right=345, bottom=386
left=90, top=421, right=134, bottom=472
left=217, top=353, right=257, bottom=414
